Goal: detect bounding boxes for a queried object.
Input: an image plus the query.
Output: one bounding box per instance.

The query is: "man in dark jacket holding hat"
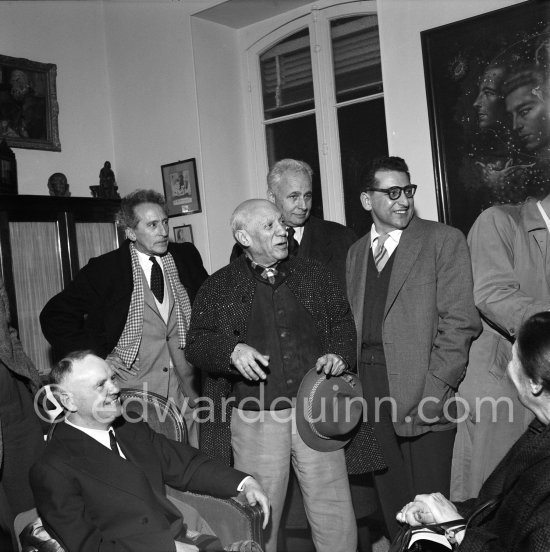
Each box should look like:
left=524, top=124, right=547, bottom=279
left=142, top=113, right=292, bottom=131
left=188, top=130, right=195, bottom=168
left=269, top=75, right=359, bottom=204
left=186, top=199, right=383, bottom=552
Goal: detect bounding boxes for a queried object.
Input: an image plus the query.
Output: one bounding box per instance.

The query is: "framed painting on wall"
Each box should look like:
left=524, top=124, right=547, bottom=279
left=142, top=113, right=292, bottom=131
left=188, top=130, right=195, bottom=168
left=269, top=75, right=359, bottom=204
left=422, top=0, right=550, bottom=233
left=0, top=54, right=60, bottom=152
left=161, top=158, right=202, bottom=217
left=173, top=224, right=193, bottom=244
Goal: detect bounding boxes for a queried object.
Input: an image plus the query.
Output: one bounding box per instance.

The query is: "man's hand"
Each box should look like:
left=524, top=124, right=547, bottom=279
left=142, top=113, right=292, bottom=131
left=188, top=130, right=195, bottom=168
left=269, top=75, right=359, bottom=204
left=396, top=492, right=460, bottom=526
left=230, top=344, right=269, bottom=381
left=105, top=353, right=135, bottom=382
left=174, top=541, right=198, bottom=552
left=315, top=353, right=346, bottom=376
left=241, top=477, right=270, bottom=529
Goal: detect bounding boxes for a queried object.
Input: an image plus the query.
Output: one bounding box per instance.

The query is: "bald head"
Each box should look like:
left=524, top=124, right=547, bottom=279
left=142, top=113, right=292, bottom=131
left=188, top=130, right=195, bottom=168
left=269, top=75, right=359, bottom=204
left=230, top=199, right=289, bottom=266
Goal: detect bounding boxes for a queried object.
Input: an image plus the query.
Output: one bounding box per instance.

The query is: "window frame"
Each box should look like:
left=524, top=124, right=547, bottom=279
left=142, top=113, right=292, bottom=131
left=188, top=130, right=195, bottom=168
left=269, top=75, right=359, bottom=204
left=244, top=0, right=380, bottom=224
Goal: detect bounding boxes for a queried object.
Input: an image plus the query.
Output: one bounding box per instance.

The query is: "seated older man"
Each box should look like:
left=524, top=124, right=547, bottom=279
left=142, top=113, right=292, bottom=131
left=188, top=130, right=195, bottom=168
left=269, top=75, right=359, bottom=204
left=396, top=312, right=550, bottom=551
left=30, top=351, right=269, bottom=552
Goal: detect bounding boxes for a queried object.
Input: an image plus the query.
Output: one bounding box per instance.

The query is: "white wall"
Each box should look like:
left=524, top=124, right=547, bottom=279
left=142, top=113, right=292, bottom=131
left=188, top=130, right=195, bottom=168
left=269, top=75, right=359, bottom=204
left=0, top=1, right=115, bottom=196
left=377, top=0, right=523, bottom=220
left=191, top=16, right=251, bottom=270
left=102, top=1, right=212, bottom=266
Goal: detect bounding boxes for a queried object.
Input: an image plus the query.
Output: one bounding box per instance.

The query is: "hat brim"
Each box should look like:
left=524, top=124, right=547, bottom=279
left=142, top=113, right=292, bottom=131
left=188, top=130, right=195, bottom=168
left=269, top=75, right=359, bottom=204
left=296, top=367, right=362, bottom=452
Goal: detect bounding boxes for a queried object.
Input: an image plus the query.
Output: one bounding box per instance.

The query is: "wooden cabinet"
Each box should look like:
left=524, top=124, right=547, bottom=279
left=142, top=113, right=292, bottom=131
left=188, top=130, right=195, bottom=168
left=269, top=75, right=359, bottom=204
left=0, top=195, right=122, bottom=374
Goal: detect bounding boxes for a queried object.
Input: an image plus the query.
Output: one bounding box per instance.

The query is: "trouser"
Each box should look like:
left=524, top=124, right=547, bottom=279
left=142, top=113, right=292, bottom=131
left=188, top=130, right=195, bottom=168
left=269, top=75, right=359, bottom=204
left=231, top=408, right=356, bottom=552
left=360, top=347, right=456, bottom=539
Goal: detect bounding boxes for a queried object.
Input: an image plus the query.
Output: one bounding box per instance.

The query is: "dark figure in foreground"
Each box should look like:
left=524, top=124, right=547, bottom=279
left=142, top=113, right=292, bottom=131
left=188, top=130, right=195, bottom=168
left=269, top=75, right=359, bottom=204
left=398, top=311, right=550, bottom=551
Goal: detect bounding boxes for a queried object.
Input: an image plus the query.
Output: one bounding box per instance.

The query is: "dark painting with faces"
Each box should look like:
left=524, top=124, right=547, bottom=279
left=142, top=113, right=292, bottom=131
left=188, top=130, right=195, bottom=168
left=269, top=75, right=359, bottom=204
left=422, top=0, right=550, bottom=233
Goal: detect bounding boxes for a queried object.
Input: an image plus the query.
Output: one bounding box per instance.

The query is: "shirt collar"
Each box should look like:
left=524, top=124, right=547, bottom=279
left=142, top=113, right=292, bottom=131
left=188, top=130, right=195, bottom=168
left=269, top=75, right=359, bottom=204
left=292, top=225, right=304, bottom=244
left=370, top=224, right=403, bottom=248
left=65, top=418, right=125, bottom=457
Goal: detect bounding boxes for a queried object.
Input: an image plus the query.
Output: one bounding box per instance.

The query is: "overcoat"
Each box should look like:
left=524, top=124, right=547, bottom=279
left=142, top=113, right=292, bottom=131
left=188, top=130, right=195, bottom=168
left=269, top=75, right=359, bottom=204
left=185, top=254, right=384, bottom=472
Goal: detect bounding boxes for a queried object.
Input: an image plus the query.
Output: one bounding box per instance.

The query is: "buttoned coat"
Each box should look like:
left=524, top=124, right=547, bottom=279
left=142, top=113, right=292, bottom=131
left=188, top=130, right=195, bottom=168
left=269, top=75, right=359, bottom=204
left=40, top=240, right=207, bottom=358
left=466, top=199, right=550, bottom=375
left=346, top=216, right=481, bottom=437
left=185, top=255, right=383, bottom=472
left=230, top=215, right=357, bottom=287
left=457, top=421, right=550, bottom=551
left=30, top=420, right=247, bottom=552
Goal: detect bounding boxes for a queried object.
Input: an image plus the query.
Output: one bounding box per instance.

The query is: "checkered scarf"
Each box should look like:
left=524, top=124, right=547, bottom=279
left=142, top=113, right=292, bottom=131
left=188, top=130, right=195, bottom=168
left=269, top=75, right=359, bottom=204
left=113, top=243, right=192, bottom=368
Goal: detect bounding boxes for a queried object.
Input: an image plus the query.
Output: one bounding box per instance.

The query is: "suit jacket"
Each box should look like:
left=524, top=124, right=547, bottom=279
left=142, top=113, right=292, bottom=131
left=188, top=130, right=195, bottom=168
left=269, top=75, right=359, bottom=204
left=185, top=255, right=384, bottom=473
left=39, top=240, right=208, bottom=358
left=457, top=420, right=550, bottom=551
left=30, top=420, right=247, bottom=552
left=346, top=216, right=481, bottom=437
left=230, top=215, right=356, bottom=287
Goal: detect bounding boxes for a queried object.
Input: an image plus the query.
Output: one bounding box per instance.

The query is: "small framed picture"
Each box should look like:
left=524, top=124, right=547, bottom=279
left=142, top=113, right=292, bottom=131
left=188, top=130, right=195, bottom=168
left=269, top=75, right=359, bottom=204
left=173, top=224, right=194, bottom=244
left=161, top=158, right=201, bottom=217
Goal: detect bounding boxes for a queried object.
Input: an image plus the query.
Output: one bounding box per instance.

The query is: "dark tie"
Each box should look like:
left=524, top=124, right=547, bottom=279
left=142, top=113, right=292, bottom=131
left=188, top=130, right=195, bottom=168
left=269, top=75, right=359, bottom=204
left=149, top=256, right=164, bottom=303
left=109, top=429, right=121, bottom=456
left=374, top=234, right=389, bottom=272
left=287, top=227, right=299, bottom=256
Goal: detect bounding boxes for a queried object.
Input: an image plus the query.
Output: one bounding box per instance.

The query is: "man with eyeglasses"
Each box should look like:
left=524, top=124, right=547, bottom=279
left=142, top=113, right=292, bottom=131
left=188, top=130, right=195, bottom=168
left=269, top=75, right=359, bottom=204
left=346, top=156, right=480, bottom=539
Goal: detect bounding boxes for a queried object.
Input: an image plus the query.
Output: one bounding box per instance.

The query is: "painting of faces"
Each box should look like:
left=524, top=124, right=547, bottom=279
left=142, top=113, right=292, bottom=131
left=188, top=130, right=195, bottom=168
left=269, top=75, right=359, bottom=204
left=422, top=2, right=550, bottom=233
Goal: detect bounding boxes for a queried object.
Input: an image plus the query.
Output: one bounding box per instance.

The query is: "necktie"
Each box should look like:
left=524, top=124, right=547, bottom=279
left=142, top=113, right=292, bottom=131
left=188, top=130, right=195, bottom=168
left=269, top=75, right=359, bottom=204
left=374, top=234, right=389, bottom=272
left=149, top=256, right=164, bottom=303
left=287, top=227, right=299, bottom=256
left=109, top=429, right=121, bottom=456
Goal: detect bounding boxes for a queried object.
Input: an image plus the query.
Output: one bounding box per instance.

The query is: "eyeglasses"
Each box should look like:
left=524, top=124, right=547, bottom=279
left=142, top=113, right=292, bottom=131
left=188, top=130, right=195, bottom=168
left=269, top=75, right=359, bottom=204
left=365, top=185, right=417, bottom=200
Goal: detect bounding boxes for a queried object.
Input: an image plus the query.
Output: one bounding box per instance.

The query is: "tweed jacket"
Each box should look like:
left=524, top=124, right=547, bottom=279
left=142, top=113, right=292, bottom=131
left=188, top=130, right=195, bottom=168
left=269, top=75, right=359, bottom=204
left=0, top=276, right=41, bottom=467
left=230, top=215, right=357, bottom=287
left=347, top=216, right=481, bottom=437
left=30, top=419, right=247, bottom=552
left=40, top=240, right=208, bottom=358
left=457, top=420, right=550, bottom=551
left=185, top=255, right=383, bottom=472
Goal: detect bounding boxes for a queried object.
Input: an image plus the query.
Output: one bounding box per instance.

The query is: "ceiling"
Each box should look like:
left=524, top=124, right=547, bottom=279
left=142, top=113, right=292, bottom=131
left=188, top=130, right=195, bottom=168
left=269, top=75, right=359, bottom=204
left=192, top=0, right=313, bottom=29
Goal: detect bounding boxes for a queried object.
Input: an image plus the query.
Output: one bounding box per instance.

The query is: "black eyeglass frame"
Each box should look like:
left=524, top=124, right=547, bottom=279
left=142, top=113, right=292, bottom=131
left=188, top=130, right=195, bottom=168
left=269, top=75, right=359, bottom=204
left=365, top=184, right=417, bottom=200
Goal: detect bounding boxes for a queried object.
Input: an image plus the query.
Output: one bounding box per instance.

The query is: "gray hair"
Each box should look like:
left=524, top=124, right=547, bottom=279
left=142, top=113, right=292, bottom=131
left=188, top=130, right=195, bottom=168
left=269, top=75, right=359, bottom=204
left=267, top=159, right=313, bottom=192
left=116, top=189, right=166, bottom=231
left=49, top=349, right=97, bottom=386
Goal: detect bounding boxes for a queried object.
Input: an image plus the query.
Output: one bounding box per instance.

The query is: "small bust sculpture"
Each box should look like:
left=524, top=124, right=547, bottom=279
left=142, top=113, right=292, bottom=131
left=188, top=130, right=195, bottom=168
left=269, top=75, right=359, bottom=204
left=47, top=172, right=70, bottom=197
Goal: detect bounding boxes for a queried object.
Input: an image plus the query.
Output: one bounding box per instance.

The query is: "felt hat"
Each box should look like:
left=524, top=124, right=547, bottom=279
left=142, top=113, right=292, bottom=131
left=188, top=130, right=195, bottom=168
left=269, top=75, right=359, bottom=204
left=296, top=368, right=364, bottom=452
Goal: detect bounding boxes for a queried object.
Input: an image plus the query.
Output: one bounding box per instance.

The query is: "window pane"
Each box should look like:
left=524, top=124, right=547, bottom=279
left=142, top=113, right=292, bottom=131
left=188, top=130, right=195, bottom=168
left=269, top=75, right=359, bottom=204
left=260, top=28, right=314, bottom=120
left=331, top=15, right=383, bottom=103
left=265, top=115, right=323, bottom=219
left=340, top=98, right=388, bottom=237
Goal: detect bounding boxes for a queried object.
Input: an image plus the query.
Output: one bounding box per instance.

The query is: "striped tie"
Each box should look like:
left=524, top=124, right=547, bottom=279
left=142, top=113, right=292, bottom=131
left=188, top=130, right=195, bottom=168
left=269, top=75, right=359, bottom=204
left=374, top=234, right=389, bottom=272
